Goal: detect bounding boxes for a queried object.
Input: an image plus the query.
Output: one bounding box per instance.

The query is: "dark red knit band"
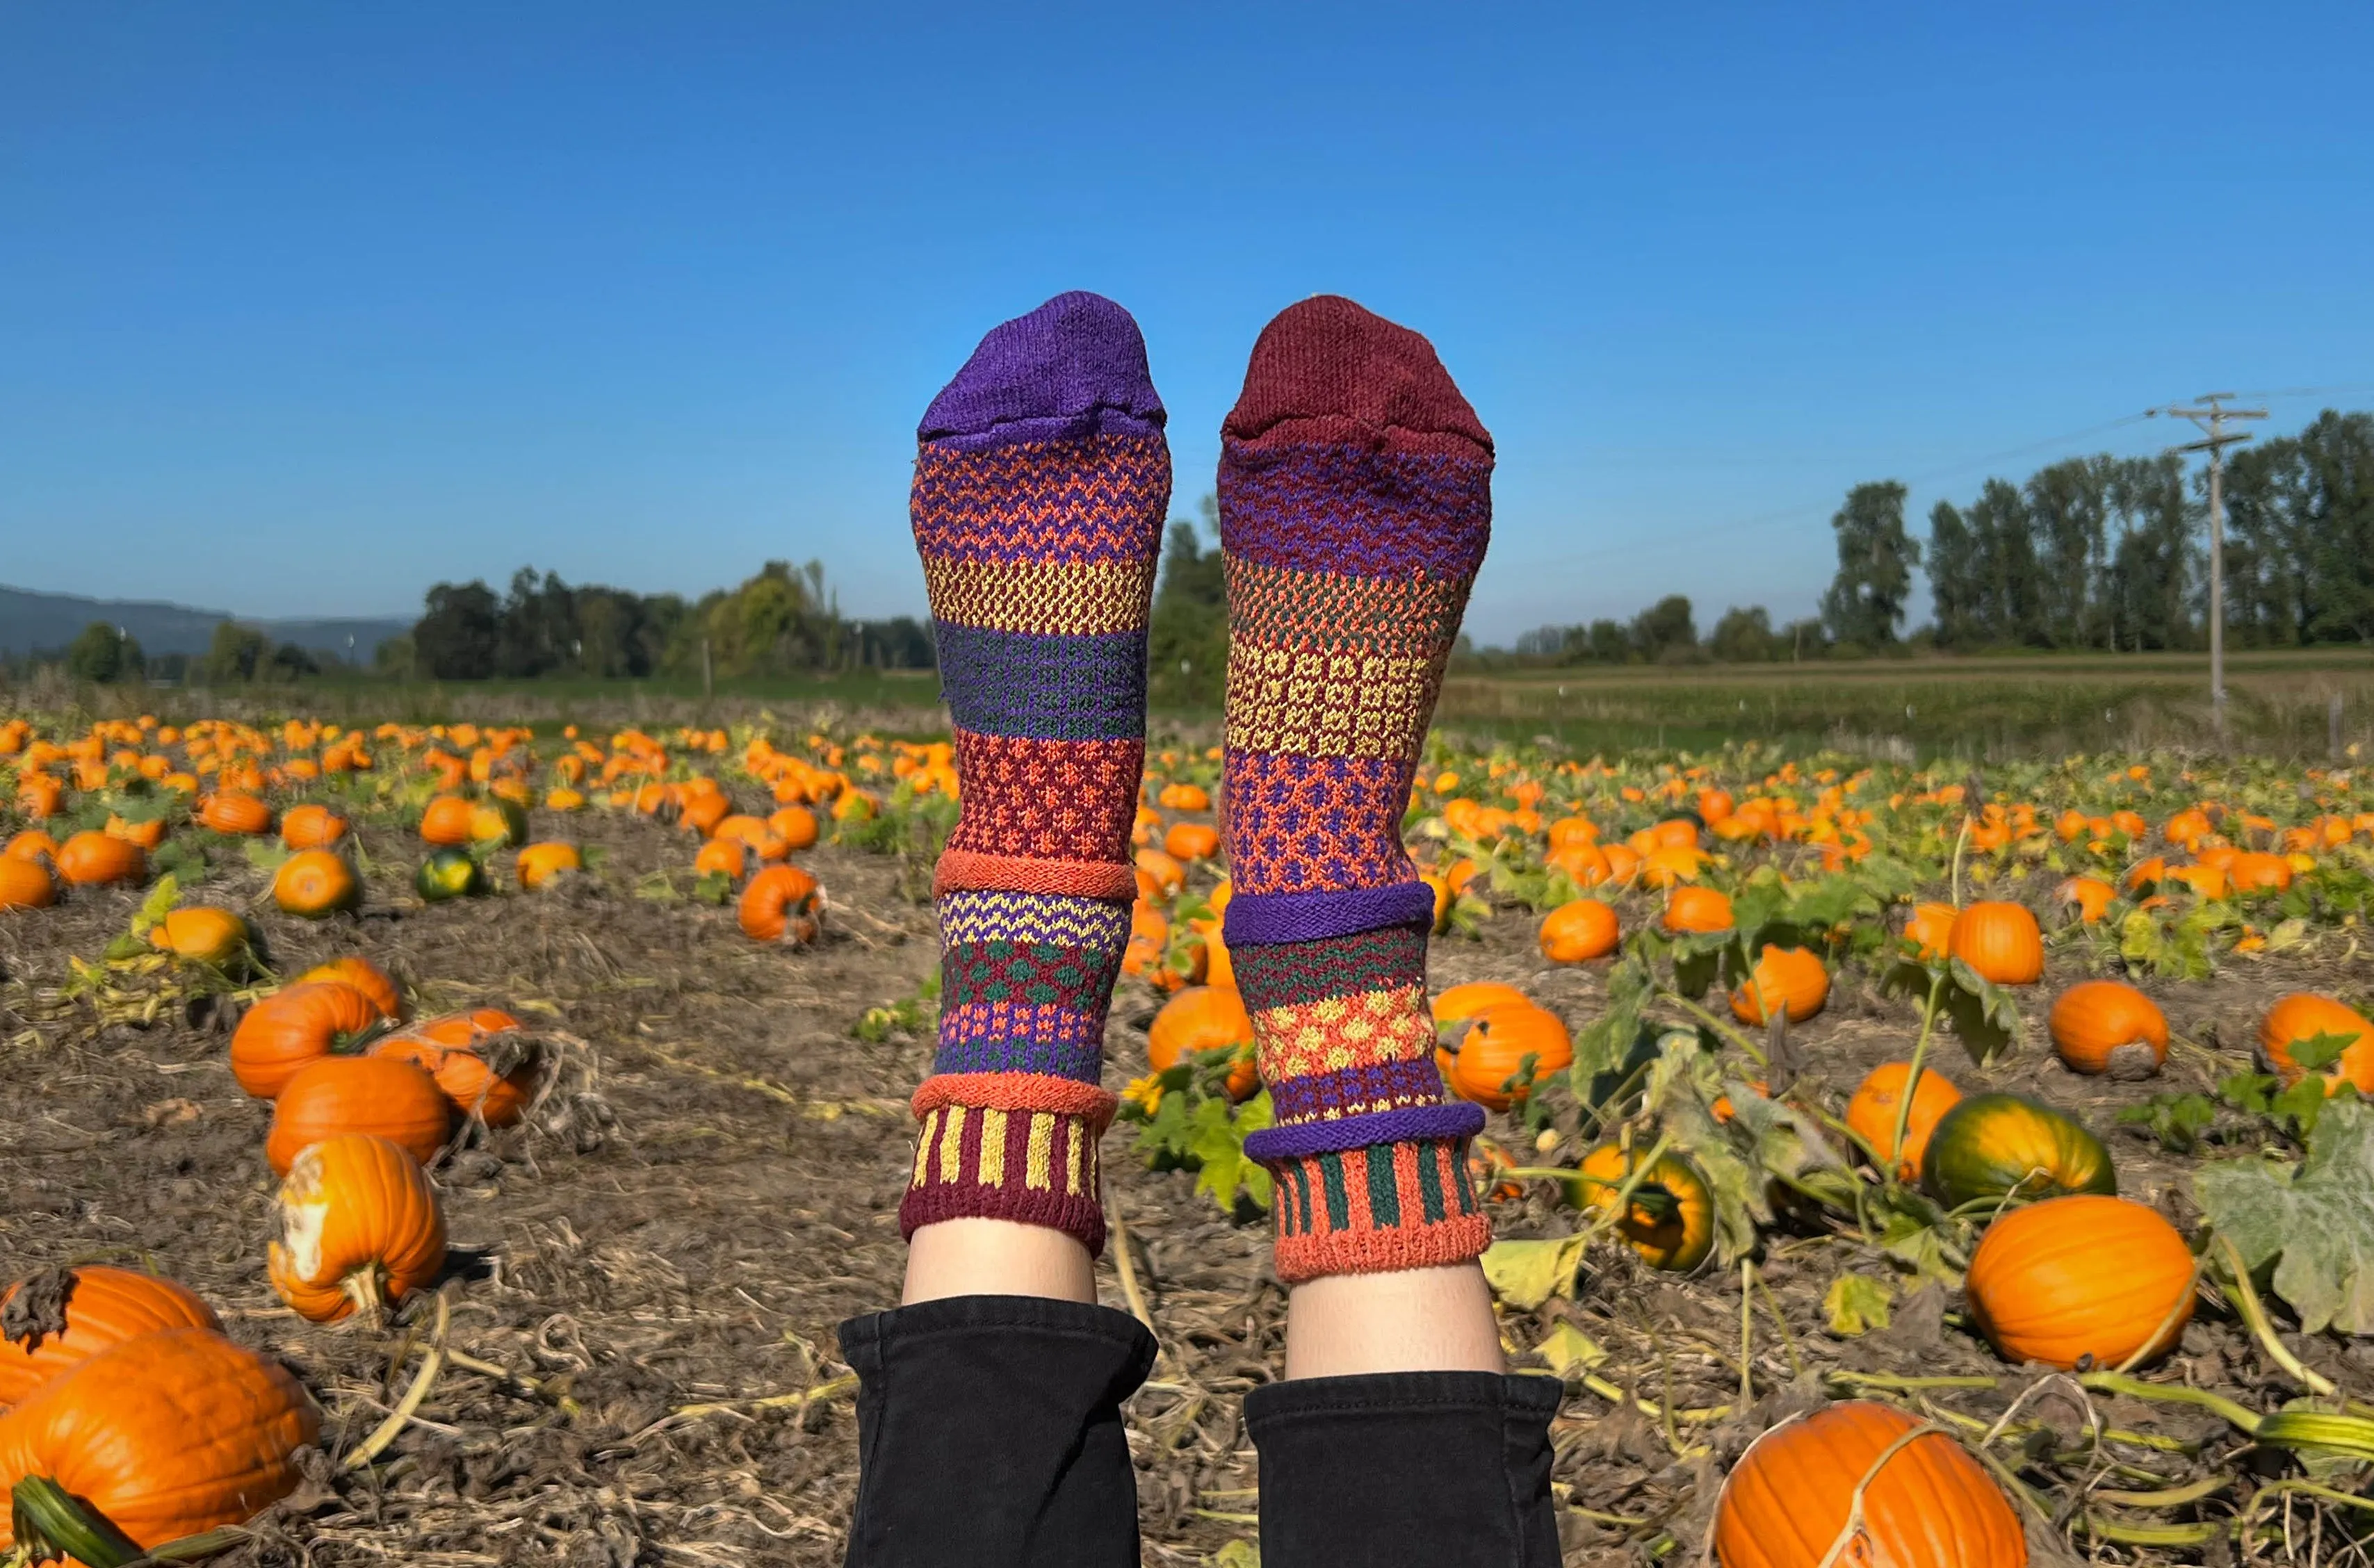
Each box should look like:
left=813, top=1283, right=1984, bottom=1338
left=900, top=1073, right=1116, bottom=1257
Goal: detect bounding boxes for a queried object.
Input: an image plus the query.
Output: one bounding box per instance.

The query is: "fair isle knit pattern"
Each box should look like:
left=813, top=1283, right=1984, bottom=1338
left=1220, top=296, right=1496, bottom=1282
left=898, top=293, right=1169, bottom=1257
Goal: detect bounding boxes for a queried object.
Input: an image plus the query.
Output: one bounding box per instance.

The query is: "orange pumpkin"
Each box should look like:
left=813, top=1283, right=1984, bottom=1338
left=1661, top=885, right=1734, bottom=935
left=2056, top=876, right=2115, bottom=925
left=767, top=806, right=820, bottom=851
left=279, top=803, right=348, bottom=850
left=1965, top=1195, right=2195, bottom=1371
left=1146, top=986, right=1259, bottom=1100
left=1164, top=821, right=1221, bottom=862
left=1712, top=1400, right=2024, bottom=1568
left=2259, top=993, right=2374, bottom=1096
left=2227, top=851, right=2293, bottom=895
left=1157, top=782, right=1210, bottom=812
left=0, top=857, right=58, bottom=910
left=268, top=1134, right=449, bottom=1323
left=1844, top=1061, right=1962, bottom=1181
left=0, top=1328, right=318, bottom=1552
left=53, top=830, right=146, bottom=887
left=147, top=906, right=252, bottom=967
left=693, top=836, right=749, bottom=881
left=266, top=1055, right=453, bottom=1176
left=1442, top=1002, right=1572, bottom=1111
left=274, top=849, right=360, bottom=917
left=2047, top=981, right=2168, bottom=1079
left=515, top=841, right=582, bottom=888
left=104, top=813, right=169, bottom=850
left=229, top=981, right=387, bottom=1099
left=370, top=1008, right=538, bottom=1127
left=418, top=794, right=476, bottom=846
left=738, top=863, right=824, bottom=945
left=0, top=1266, right=222, bottom=1407
left=1730, top=945, right=1830, bottom=1027
left=1902, top=901, right=1958, bottom=960
left=195, top=792, right=273, bottom=835
left=1948, top=901, right=2044, bottom=986
left=296, top=957, right=403, bottom=1021
left=3, top=830, right=60, bottom=864
left=1538, top=899, right=1620, bottom=963
left=1431, top=981, right=1531, bottom=1026
left=1135, top=848, right=1185, bottom=903
left=677, top=792, right=733, bottom=838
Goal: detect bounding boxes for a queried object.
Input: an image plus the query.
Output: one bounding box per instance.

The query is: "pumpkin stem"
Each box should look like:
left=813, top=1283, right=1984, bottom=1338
left=10, top=1477, right=145, bottom=1568
left=341, top=1263, right=390, bottom=1325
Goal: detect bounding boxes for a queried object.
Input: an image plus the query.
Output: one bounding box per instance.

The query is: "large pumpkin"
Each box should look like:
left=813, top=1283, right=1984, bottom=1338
left=265, top=1056, right=453, bottom=1175
left=1730, top=945, right=1830, bottom=1027
left=1147, top=986, right=1260, bottom=1100
left=1923, top=1093, right=2116, bottom=1209
left=0, top=1328, right=318, bottom=1552
left=1965, top=1195, right=2195, bottom=1371
left=52, top=831, right=145, bottom=888
left=2047, top=981, right=2168, bottom=1079
left=418, top=794, right=476, bottom=847
left=1712, top=1400, right=2025, bottom=1568
left=1538, top=899, right=1620, bottom=964
left=1442, top=1002, right=1572, bottom=1112
left=268, top=1134, right=448, bottom=1323
left=0, top=857, right=56, bottom=910
left=195, top=792, right=273, bottom=836
left=738, top=863, right=823, bottom=945
left=370, top=1008, right=539, bottom=1126
left=2259, top=993, right=2374, bottom=1096
left=1844, top=1061, right=1963, bottom=1181
left=229, top=980, right=385, bottom=1099
left=1564, top=1144, right=1715, bottom=1272
left=1948, top=901, right=2044, bottom=985
left=0, top=1266, right=222, bottom=1407
left=274, top=849, right=361, bottom=917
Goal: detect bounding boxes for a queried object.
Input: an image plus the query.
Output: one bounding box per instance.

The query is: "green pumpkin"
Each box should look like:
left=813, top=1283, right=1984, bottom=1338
left=1921, top=1093, right=2117, bottom=1209
left=416, top=847, right=489, bottom=902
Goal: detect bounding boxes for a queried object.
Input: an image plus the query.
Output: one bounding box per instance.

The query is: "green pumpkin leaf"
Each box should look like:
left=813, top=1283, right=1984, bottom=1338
left=1479, top=1234, right=1590, bottom=1311
left=1823, top=1272, right=1895, bottom=1337
left=2197, top=1097, right=2374, bottom=1334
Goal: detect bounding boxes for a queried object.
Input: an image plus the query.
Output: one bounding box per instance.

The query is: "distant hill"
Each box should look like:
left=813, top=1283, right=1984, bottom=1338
left=0, top=584, right=410, bottom=662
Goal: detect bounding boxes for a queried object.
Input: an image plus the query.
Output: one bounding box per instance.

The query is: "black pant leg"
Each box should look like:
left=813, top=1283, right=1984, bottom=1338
left=1247, top=1371, right=1562, bottom=1568
left=839, top=1295, right=1157, bottom=1568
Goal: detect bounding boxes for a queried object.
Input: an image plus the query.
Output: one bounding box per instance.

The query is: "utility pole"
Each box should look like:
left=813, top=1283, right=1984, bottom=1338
left=2152, top=394, right=2266, bottom=741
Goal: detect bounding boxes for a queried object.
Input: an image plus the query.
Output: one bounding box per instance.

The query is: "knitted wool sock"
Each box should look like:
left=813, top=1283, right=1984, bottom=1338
left=1221, top=296, right=1495, bottom=1282
left=901, top=293, right=1170, bottom=1257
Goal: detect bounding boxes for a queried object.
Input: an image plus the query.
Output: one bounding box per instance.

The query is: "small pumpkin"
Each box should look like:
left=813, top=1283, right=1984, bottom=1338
left=1922, top=1093, right=2116, bottom=1209
left=1431, top=981, right=1530, bottom=1025
left=1729, top=945, right=1829, bottom=1027
left=195, top=792, right=273, bottom=835
left=3, top=830, right=60, bottom=864
left=693, top=836, right=749, bottom=882
left=1442, top=1002, right=1572, bottom=1111
left=2056, top=876, right=2115, bottom=925
left=1965, top=1194, right=2194, bottom=1371
left=2047, top=980, right=2168, bottom=1079
left=267, top=1134, right=449, bottom=1323
left=1712, top=1400, right=2024, bottom=1568
left=264, top=1055, right=453, bottom=1175
left=1948, top=901, right=2044, bottom=986
left=0, top=1266, right=222, bottom=1407
left=469, top=799, right=529, bottom=847
left=1538, top=899, right=1620, bottom=963
left=279, top=803, right=348, bottom=850
left=416, top=847, right=489, bottom=902
left=1844, top=1061, right=1963, bottom=1181
left=0, top=1328, right=319, bottom=1552
left=104, top=813, right=168, bottom=850
left=370, top=1008, right=538, bottom=1126
left=147, top=906, right=252, bottom=968
left=0, top=857, right=56, bottom=911
left=229, top=980, right=385, bottom=1098
left=1135, top=848, right=1185, bottom=903
left=1660, top=885, right=1732, bottom=934
left=1164, top=821, right=1220, bottom=862
left=2227, top=851, right=2293, bottom=895
left=275, top=849, right=361, bottom=917
left=767, top=805, right=820, bottom=851
left=2258, top=992, right=2374, bottom=1095
left=296, top=956, right=403, bottom=1021
left=516, top=841, right=582, bottom=889
left=738, top=863, right=823, bottom=945
left=1901, top=900, right=1959, bottom=959
left=1564, top=1144, right=1714, bottom=1272
left=1146, top=986, right=1259, bottom=1101
left=418, top=794, right=476, bottom=847
left=53, top=830, right=146, bottom=887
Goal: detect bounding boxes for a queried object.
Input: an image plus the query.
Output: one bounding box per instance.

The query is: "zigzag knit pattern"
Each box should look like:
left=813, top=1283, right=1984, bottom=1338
left=1220, top=297, right=1495, bottom=1282
left=900, top=293, right=1169, bottom=1257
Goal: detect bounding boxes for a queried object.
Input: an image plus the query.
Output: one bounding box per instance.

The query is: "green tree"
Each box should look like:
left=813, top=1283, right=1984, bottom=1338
left=414, top=581, right=503, bottom=678
left=65, top=621, right=143, bottom=683
left=1629, top=595, right=1697, bottom=662
left=202, top=621, right=272, bottom=683
left=1820, top=481, right=1919, bottom=646
left=2025, top=457, right=2113, bottom=647
left=1709, top=605, right=1778, bottom=662
left=2225, top=411, right=2374, bottom=646
left=1147, top=498, right=1228, bottom=707
left=2104, top=455, right=2197, bottom=651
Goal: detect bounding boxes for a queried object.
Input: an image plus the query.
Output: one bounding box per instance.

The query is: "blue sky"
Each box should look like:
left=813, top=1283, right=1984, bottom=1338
left=5, top=3, right=2371, bottom=640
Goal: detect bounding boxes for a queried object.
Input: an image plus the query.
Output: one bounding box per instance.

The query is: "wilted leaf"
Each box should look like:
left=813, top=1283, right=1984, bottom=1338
left=1824, top=1273, right=1895, bottom=1337
left=1210, top=1542, right=1260, bottom=1568
left=1533, top=1319, right=1608, bottom=1380
left=1480, top=1235, right=1589, bottom=1311
left=129, top=873, right=179, bottom=937
left=2197, top=1098, right=2374, bottom=1334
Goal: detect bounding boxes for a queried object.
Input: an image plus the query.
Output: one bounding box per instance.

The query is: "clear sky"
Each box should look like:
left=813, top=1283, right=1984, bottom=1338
left=6, top=3, right=2371, bottom=639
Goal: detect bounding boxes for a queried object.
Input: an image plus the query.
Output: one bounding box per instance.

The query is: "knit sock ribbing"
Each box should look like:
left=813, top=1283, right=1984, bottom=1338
left=1220, top=297, right=1494, bottom=1282
left=900, top=293, right=1169, bottom=1257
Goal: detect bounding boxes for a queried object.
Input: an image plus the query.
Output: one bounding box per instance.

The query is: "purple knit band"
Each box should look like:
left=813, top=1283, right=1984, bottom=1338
left=920, top=292, right=1166, bottom=451
left=1244, top=1102, right=1487, bottom=1162
left=1224, top=882, right=1436, bottom=947
left=1217, top=444, right=1491, bottom=578
left=1268, top=1059, right=1453, bottom=1126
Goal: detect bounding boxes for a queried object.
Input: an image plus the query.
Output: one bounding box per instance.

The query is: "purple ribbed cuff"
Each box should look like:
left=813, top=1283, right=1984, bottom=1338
left=1244, top=1102, right=1486, bottom=1163
left=1224, top=882, right=1436, bottom=947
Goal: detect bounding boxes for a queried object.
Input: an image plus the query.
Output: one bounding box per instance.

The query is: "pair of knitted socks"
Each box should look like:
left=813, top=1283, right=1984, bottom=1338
left=902, top=291, right=1492, bottom=1284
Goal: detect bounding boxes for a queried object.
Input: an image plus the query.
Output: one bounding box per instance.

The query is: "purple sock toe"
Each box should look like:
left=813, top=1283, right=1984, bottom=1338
left=919, top=291, right=1166, bottom=449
